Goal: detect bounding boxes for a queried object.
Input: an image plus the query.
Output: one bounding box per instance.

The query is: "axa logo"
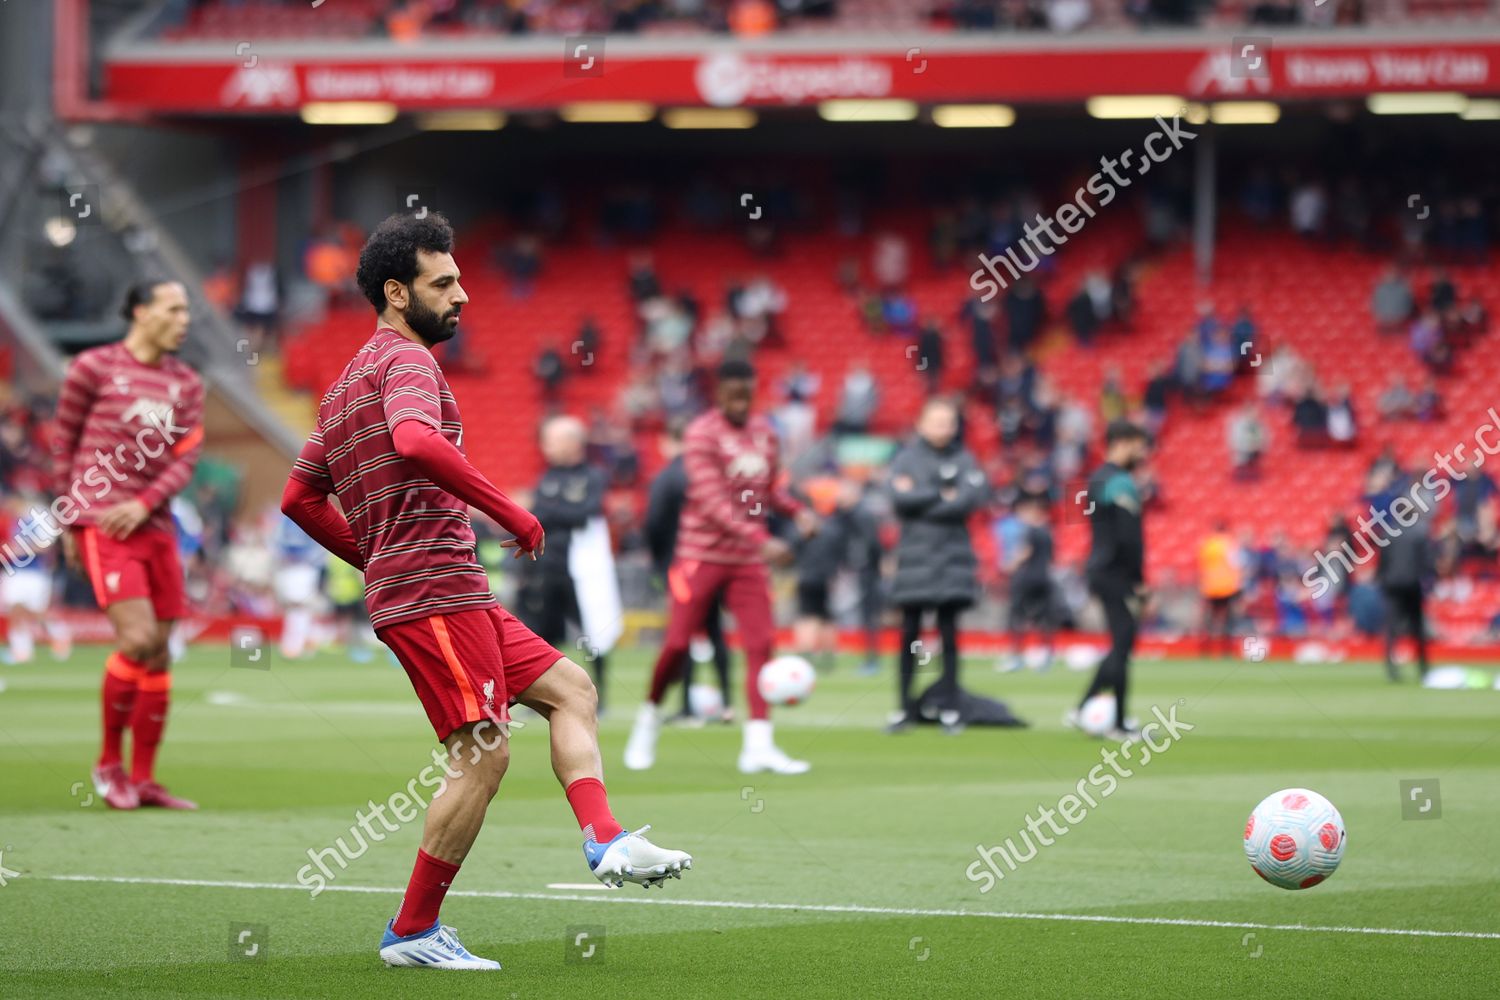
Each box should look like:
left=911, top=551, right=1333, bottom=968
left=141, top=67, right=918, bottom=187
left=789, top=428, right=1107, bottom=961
left=221, top=63, right=300, bottom=108
left=121, top=398, right=175, bottom=427
left=1188, top=49, right=1273, bottom=96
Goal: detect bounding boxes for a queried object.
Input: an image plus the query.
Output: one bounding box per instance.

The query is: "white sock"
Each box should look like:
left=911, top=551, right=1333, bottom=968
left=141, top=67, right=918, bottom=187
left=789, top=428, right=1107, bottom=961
left=9, top=624, right=34, bottom=661
left=743, top=719, right=773, bottom=754
left=281, top=607, right=313, bottom=658
left=635, top=703, right=659, bottom=729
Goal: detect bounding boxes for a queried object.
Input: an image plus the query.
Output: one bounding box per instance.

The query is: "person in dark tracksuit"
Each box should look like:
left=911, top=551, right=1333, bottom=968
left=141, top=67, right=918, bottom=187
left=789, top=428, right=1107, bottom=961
left=515, top=415, right=611, bottom=702
left=1378, top=514, right=1434, bottom=681
left=889, top=397, right=989, bottom=734
left=792, top=483, right=847, bottom=672
left=643, top=420, right=732, bottom=722
left=1071, top=420, right=1150, bottom=739
left=1003, top=496, right=1059, bottom=671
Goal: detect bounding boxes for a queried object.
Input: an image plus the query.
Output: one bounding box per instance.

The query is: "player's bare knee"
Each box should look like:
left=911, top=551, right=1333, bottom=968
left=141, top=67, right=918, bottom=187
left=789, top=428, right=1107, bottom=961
left=118, top=626, right=159, bottom=664
left=561, top=659, right=599, bottom=719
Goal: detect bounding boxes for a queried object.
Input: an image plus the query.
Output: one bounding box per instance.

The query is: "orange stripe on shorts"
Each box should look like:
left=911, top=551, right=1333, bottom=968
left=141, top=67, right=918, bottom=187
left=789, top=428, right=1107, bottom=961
left=80, top=528, right=107, bottom=607
left=428, top=615, right=480, bottom=723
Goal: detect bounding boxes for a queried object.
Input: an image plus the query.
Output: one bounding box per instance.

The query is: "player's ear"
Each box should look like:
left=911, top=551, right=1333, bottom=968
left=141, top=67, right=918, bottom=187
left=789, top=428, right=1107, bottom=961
left=384, top=278, right=408, bottom=311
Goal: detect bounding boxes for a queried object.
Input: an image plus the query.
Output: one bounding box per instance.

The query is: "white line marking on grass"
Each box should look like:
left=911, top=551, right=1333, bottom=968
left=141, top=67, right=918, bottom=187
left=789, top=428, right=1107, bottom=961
left=39, top=875, right=1500, bottom=942
left=546, top=882, right=618, bottom=891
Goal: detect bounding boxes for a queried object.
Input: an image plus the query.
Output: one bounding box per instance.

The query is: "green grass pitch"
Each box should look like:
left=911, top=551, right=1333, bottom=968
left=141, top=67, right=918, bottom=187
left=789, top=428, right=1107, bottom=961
left=1, top=644, right=1497, bottom=998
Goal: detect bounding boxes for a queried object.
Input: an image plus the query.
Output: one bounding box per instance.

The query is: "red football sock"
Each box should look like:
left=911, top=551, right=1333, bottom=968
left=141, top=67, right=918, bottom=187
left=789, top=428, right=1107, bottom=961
left=99, top=652, right=145, bottom=768
left=128, top=672, right=172, bottom=784
left=566, top=777, right=624, bottom=843
left=392, top=848, right=461, bottom=937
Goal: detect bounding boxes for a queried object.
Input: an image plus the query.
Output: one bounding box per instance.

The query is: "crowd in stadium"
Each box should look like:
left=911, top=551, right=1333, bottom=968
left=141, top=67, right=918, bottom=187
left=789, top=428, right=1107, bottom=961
left=159, top=0, right=1389, bottom=40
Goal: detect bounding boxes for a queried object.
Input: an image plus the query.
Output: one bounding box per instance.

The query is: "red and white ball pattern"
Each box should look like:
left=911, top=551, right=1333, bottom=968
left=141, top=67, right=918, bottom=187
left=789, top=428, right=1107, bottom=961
left=1243, top=788, right=1346, bottom=890
left=757, top=655, right=816, bottom=707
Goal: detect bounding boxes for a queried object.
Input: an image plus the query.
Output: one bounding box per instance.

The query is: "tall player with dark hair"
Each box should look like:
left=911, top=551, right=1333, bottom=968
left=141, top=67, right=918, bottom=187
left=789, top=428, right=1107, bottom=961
left=281, top=213, right=690, bottom=972
left=624, top=358, right=819, bottom=775
left=1069, top=419, right=1151, bottom=740
left=54, top=280, right=204, bottom=811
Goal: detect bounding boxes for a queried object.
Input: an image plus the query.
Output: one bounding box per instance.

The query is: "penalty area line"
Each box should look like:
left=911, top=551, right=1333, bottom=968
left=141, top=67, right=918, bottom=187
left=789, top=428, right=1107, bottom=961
left=38, top=874, right=1500, bottom=942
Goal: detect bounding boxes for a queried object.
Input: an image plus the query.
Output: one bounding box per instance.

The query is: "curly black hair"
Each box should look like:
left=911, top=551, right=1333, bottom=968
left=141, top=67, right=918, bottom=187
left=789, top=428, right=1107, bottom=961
left=355, top=212, right=455, bottom=313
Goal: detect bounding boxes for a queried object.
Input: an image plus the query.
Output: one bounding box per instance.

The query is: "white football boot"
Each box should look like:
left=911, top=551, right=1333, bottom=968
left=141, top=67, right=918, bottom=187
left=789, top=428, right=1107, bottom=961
left=737, top=719, right=810, bottom=775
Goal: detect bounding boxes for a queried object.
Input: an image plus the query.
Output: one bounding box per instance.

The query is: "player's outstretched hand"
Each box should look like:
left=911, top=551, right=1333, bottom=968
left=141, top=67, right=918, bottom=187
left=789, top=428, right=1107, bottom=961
left=501, top=533, right=545, bottom=561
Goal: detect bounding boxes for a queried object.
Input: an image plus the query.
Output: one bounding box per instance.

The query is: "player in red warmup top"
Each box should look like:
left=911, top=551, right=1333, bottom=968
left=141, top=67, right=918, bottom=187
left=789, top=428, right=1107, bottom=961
left=52, top=280, right=205, bottom=812
left=623, top=358, right=819, bottom=775
left=280, top=212, right=691, bottom=972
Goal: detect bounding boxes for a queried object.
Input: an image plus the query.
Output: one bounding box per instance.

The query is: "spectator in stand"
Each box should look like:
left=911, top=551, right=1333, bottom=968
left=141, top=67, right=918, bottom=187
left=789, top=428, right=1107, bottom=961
left=1142, top=360, right=1173, bottom=436
left=533, top=340, right=566, bottom=406
left=503, top=233, right=542, bottom=298
left=915, top=318, right=945, bottom=395
left=1099, top=366, right=1128, bottom=425
left=1414, top=376, right=1444, bottom=422
left=1175, top=333, right=1205, bottom=406
left=1410, top=309, right=1451, bottom=371
left=1066, top=281, right=1101, bottom=345
left=1289, top=179, right=1326, bottom=238
left=1372, top=265, right=1414, bottom=334
left=1451, top=454, right=1499, bottom=563
left=834, top=364, right=879, bottom=435
left=871, top=231, right=910, bottom=289
left=1005, top=277, right=1046, bottom=351
left=1201, top=328, right=1237, bottom=396
left=1292, top=384, right=1328, bottom=446
left=772, top=361, right=819, bottom=465
left=1326, top=384, right=1358, bottom=446
left=627, top=251, right=662, bottom=303
left=1227, top=402, right=1266, bottom=479
left=1429, top=267, right=1457, bottom=313
left=1456, top=295, right=1489, bottom=341
left=1378, top=376, right=1416, bottom=421
left=574, top=315, right=601, bottom=372
left=962, top=291, right=1001, bottom=396
left=1230, top=306, right=1258, bottom=366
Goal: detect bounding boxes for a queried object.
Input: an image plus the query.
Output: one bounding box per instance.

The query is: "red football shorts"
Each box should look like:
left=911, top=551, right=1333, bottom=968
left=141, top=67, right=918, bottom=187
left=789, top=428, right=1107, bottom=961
left=78, top=525, right=185, bottom=621
left=377, top=605, right=564, bottom=741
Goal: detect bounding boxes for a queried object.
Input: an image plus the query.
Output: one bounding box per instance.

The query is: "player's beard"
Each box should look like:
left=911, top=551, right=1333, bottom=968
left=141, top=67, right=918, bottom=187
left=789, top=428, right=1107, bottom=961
left=406, top=293, right=459, bottom=346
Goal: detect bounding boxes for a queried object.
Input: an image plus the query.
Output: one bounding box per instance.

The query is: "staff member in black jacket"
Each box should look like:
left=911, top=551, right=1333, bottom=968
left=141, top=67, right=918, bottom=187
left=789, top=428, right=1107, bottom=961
left=643, top=419, right=732, bottom=722
left=889, top=397, right=989, bottom=734
left=515, top=415, right=611, bottom=699
left=1378, top=508, right=1434, bottom=682
left=1071, top=420, right=1151, bottom=739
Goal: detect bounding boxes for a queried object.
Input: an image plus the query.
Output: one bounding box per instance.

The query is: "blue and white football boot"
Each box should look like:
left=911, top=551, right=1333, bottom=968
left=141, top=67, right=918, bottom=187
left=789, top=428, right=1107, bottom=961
left=378, top=918, right=500, bottom=970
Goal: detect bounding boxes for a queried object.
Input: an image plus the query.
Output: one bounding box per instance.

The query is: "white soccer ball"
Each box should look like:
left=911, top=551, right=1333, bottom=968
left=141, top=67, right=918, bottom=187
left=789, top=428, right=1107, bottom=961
left=1079, top=693, right=1116, bottom=736
left=1244, top=788, right=1346, bottom=890
left=757, top=655, right=816, bottom=707
left=687, top=683, right=724, bottom=719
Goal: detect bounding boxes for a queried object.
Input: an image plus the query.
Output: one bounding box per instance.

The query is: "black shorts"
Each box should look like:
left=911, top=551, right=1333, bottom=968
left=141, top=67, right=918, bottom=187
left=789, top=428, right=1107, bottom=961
left=1008, top=580, right=1057, bottom=629
left=797, top=580, right=831, bottom=620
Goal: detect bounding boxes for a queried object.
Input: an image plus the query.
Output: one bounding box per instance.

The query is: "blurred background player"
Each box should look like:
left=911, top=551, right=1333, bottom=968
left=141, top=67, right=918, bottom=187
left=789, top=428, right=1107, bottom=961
left=281, top=212, right=690, bottom=971
left=791, top=476, right=845, bottom=674
left=52, top=280, right=204, bottom=811
left=643, top=418, right=733, bottom=724
left=888, top=398, right=989, bottom=734
left=273, top=514, right=327, bottom=659
left=1070, top=420, right=1151, bottom=740
left=1000, top=495, right=1058, bottom=673
left=325, top=555, right=373, bottom=663
left=625, top=358, right=818, bottom=774
left=1197, top=520, right=1244, bottom=658
left=1, top=497, right=72, bottom=664
left=515, top=414, right=616, bottom=707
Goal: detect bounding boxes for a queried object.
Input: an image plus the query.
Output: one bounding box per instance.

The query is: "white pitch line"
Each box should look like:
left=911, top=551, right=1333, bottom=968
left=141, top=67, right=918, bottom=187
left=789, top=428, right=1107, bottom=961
left=36, top=874, right=1500, bottom=942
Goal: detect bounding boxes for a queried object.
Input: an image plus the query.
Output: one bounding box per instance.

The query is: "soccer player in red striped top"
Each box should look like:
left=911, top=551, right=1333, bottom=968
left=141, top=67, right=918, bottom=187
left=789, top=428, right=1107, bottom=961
left=52, top=280, right=205, bottom=811
left=280, top=212, right=691, bottom=972
left=624, top=358, right=820, bottom=775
